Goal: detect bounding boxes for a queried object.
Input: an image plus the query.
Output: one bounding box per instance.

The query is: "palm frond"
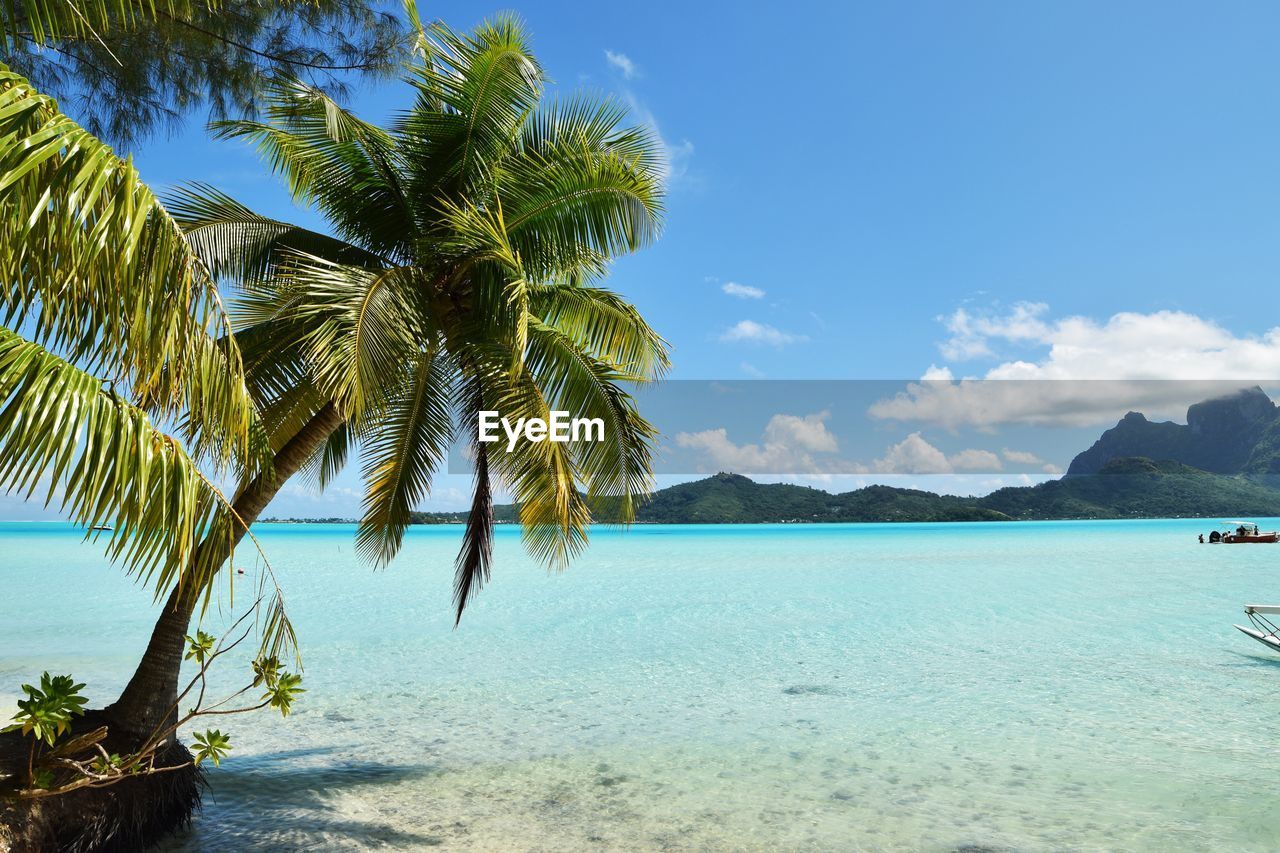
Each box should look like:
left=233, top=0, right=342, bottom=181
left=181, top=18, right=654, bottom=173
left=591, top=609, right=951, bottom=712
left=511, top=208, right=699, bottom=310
left=273, top=254, right=429, bottom=420
left=0, top=63, right=258, bottom=470
left=499, top=144, right=664, bottom=279
left=0, top=327, right=224, bottom=594
left=399, top=14, right=543, bottom=200
left=524, top=319, right=659, bottom=509
left=211, top=78, right=412, bottom=258
left=356, top=347, right=455, bottom=565
left=463, top=350, right=592, bottom=569
left=434, top=197, right=536, bottom=370
left=298, top=419, right=351, bottom=491
left=0, top=1, right=196, bottom=45
left=452, top=437, right=493, bottom=626
left=530, top=283, right=670, bottom=377
left=169, top=183, right=383, bottom=284
left=518, top=95, right=644, bottom=162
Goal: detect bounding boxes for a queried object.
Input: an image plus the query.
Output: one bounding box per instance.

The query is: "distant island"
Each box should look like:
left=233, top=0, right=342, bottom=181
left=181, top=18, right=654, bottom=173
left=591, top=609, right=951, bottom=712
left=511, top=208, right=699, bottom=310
left=272, top=387, right=1280, bottom=525
left=261, top=516, right=358, bottom=524
left=404, top=458, right=1280, bottom=525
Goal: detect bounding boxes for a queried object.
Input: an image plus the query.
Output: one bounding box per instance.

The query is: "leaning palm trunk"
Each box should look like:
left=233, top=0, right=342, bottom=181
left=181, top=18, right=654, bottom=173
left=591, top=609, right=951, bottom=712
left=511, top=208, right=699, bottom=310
left=106, top=404, right=343, bottom=743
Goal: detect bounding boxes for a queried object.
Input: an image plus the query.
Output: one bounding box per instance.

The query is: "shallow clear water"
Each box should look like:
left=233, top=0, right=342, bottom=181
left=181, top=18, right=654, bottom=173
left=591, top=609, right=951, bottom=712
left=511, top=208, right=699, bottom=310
left=4, top=519, right=1280, bottom=851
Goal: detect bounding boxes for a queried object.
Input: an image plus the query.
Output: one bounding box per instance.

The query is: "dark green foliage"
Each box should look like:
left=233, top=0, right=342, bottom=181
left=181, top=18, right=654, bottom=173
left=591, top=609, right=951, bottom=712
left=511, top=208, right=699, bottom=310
left=1244, top=418, right=1280, bottom=475
left=982, top=457, right=1280, bottom=519
left=631, top=474, right=1013, bottom=523
left=1, top=1, right=408, bottom=146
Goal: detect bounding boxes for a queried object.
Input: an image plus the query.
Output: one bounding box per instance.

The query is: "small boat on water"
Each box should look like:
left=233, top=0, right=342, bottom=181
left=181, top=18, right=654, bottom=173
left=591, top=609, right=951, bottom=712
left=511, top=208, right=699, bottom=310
left=1236, top=605, right=1280, bottom=652
left=1205, top=521, right=1279, bottom=544
left=90, top=525, right=113, bottom=532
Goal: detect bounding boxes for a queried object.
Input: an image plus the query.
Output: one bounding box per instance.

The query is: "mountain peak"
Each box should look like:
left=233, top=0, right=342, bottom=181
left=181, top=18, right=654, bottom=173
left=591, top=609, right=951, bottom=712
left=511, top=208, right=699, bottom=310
left=1187, top=385, right=1275, bottom=435
left=1068, top=386, right=1278, bottom=476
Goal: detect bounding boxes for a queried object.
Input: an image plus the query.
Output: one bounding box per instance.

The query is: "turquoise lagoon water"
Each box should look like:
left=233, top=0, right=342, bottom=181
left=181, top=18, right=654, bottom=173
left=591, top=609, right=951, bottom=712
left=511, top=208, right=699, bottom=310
left=4, top=519, right=1280, bottom=850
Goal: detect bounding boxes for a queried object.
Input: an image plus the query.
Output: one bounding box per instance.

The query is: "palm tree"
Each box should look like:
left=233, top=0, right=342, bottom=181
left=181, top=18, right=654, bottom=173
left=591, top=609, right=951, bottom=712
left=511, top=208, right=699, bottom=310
left=105, top=14, right=669, bottom=741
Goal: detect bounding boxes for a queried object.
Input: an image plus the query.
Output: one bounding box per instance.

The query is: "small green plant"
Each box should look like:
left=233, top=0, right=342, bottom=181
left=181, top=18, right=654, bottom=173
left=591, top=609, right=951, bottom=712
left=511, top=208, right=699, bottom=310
left=191, top=729, right=232, bottom=767
left=3, top=673, right=87, bottom=746
left=251, top=655, right=282, bottom=688
left=90, top=752, right=123, bottom=775
left=4, top=601, right=306, bottom=798
left=29, top=768, right=56, bottom=789
left=263, top=671, right=305, bottom=717
left=184, top=630, right=217, bottom=664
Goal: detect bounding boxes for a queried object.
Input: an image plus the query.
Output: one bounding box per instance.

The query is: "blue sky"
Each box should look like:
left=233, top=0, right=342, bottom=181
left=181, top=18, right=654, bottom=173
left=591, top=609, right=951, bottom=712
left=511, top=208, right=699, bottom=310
left=19, top=0, right=1280, bottom=517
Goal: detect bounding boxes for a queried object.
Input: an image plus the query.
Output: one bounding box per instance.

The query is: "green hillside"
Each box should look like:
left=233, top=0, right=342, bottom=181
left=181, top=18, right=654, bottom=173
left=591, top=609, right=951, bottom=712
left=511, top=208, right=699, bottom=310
left=410, top=457, right=1280, bottom=525
left=981, top=457, right=1280, bottom=519
left=631, top=473, right=1009, bottom=523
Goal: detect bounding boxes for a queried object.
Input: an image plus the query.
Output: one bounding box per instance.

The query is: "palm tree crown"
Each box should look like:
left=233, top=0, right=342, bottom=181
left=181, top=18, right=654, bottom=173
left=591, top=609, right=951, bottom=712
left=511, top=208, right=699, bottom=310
left=172, top=14, right=670, bottom=621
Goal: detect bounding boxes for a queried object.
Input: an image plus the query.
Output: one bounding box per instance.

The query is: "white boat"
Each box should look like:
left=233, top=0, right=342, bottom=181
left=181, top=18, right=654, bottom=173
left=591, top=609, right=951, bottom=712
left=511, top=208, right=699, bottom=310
left=1235, top=605, right=1280, bottom=652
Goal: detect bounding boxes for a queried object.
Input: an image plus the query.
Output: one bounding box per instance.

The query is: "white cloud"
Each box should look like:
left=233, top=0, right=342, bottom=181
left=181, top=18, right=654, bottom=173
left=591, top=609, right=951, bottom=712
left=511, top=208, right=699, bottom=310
left=869, top=378, right=1249, bottom=430
left=939, top=302, right=1050, bottom=362
left=664, top=139, right=696, bottom=183
left=872, top=305, right=1280, bottom=428
left=872, top=433, right=952, bottom=474
left=765, top=412, right=839, bottom=452
left=604, top=49, right=638, bottom=80
left=719, top=320, right=807, bottom=347
left=280, top=482, right=361, bottom=503
left=0, top=482, right=63, bottom=520
left=623, top=93, right=694, bottom=188
left=675, top=420, right=1003, bottom=476
left=998, top=448, right=1062, bottom=474
left=675, top=412, right=839, bottom=473
left=921, top=364, right=953, bottom=381
left=722, top=281, right=765, bottom=299
left=870, top=434, right=1002, bottom=474
left=948, top=448, right=1003, bottom=471
left=941, top=303, right=1280, bottom=379
left=739, top=361, right=766, bottom=378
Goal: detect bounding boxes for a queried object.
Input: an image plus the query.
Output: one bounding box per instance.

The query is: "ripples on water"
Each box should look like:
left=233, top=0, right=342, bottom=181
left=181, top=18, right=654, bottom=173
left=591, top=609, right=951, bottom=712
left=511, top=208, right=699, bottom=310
left=4, top=520, right=1280, bottom=850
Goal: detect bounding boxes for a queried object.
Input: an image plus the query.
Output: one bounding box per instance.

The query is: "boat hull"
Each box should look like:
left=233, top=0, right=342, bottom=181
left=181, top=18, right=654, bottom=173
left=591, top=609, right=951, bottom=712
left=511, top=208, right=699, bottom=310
left=1222, top=532, right=1280, bottom=543
left=1236, top=624, right=1280, bottom=652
